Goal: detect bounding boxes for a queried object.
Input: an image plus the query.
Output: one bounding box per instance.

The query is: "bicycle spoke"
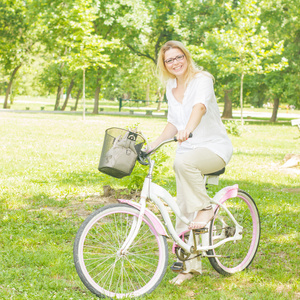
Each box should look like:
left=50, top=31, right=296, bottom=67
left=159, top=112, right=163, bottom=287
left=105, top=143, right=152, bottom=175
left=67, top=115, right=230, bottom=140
left=208, top=191, right=260, bottom=275
left=74, top=204, right=168, bottom=298
left=125, top=257, right=148, bottom=285
left=84, top=254, right=116, bottom=269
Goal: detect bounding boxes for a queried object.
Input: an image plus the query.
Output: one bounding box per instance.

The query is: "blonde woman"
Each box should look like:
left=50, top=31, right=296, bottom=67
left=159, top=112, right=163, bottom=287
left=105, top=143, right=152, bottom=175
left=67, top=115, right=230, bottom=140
left=150, top=41, right=233, bottom=285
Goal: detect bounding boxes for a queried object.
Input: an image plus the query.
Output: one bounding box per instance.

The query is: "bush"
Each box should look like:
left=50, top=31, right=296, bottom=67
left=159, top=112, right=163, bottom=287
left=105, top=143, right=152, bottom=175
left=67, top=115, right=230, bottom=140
left=120, top=149, right=171, bottom=190
left=224, top=120, right=242, bottom=136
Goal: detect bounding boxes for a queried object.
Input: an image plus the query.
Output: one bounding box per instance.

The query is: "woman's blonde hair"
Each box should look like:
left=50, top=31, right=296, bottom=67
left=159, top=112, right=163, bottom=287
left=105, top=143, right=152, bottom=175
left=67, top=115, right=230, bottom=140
left=157, top=40, right=212, bottom=86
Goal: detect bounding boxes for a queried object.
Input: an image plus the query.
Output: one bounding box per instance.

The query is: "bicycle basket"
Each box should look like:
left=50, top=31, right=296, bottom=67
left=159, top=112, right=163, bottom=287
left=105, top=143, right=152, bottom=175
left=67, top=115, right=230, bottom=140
left=98, top=127, right=145, bottom=178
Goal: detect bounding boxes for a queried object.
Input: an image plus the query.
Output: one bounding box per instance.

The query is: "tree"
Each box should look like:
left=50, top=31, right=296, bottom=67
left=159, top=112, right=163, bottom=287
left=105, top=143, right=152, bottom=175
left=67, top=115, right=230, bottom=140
left=169, top=0, right=241, bottom=118
left=36, top=0, right=113, bottom=111
left=39, top=61, right=68, bottom=110
left=205, top=0, right=288, bottom=124
left=89, top=0, right=177, bottom=106
left=0, top=0, right=40, bottom=108
left=260, top=0, right=300, bottom=117
left=101, top=54, right=160, bottom=102
left=61, top=77, right=75, bottom=111
left=67, top=32, right=115, bottom=113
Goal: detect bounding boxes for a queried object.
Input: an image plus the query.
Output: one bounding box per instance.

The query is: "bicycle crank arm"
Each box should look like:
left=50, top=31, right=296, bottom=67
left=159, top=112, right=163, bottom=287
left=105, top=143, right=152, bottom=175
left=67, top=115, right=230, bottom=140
left=204, top=254, right=231, bottom=258
left=182, top=253, right=231, bottom=261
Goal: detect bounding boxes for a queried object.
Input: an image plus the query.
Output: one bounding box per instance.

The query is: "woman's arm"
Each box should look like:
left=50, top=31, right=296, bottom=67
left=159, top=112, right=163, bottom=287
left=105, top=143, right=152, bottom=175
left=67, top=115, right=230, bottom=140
left=177, top=103, right=206, bottom=143
left=149, top=122, right=178, bottom=150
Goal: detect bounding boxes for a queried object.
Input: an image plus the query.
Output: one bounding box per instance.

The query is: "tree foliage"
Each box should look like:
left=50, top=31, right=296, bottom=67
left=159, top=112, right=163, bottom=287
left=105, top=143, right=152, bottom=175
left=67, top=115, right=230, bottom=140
left=206, top=0, right=288, bottom=123
left=0, top=0, right=299, bottom=116
left=0, top=0, right=41, bottom=107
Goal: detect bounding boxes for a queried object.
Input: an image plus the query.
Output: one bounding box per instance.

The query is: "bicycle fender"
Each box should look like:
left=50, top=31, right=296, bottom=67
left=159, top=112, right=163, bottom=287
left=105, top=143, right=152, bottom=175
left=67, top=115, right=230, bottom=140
left=217, top=184, right=239, bottom=204
left=117, top=199, right=168, bottom=237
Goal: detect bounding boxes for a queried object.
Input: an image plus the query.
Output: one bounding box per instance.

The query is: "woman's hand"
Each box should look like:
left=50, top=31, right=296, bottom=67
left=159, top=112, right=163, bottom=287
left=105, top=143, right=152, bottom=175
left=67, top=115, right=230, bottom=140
left=146, top=143, right=156, bottom=153
left=176, top=129, right=191, bottom=144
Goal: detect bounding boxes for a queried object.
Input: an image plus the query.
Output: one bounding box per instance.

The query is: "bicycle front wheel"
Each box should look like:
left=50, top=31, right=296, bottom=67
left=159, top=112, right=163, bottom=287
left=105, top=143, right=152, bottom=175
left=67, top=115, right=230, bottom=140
left=208, top=190, right=260, bottom=275
left=73, top=203, right=168, bottom=299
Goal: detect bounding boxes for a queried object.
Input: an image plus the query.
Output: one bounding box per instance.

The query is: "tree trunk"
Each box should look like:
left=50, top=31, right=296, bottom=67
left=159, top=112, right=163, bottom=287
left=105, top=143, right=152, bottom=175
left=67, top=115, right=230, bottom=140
left=53, top=60, right=66, bottom=111
left=93, top=67, right=102, bottom=115
left=54, top=84, right=63, bottom=110
left=3, top=64, right=22, bottom=108
left=93, top=68, right=102, bottom=114
left=61, top=79, right=74, bottom=111
left=270, top=97, right=279, bottom=122
left=240, top=73, right=245, bottom=125
left=222, top=89, right=233, bottom=119
left=74, top=89, right=82, bottom=111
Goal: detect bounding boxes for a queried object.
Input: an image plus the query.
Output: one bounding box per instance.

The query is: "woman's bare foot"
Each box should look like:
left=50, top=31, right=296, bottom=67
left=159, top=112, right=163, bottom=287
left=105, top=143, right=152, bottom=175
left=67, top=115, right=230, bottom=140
left=169, top=272, right=194, bottom=285
left=188, top=206, right=214, bottom=230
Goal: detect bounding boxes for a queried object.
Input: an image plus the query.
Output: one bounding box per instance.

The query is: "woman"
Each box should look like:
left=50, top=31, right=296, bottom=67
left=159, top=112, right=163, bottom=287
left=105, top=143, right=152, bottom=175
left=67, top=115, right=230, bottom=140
left=150, top=41, right=233, bottom=285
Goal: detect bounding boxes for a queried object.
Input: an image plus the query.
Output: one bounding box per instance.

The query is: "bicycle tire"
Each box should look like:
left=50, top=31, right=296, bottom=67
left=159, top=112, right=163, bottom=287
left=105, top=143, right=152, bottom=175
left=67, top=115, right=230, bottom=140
left=207, top=190, right=260, bottom=275
left=73, top=203, right=168, bottom=299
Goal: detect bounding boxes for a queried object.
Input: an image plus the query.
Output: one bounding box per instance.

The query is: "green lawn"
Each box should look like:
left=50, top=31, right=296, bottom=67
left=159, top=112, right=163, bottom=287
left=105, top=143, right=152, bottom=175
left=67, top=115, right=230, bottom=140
left=0, top=112, right=299, bottom=299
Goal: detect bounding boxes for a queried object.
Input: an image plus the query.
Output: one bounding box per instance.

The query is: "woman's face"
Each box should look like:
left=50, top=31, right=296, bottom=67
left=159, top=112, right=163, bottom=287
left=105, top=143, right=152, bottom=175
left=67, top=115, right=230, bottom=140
left=164, top=48, right=188, bottom=79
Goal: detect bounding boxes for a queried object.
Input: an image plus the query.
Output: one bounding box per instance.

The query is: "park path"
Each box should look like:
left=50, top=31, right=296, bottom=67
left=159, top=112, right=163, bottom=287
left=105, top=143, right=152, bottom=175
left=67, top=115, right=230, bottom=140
left=1, top=108, right=299, bottom=120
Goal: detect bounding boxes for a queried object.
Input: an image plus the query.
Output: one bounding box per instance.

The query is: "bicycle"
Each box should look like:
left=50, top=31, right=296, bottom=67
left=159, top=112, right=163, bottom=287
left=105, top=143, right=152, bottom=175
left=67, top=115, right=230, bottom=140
left=73, top=128, right=261, bottom=299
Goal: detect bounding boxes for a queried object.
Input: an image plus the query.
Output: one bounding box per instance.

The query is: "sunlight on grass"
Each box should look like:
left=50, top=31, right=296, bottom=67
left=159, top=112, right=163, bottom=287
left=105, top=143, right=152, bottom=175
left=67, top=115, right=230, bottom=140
left=271, top=233, right=299, bottom=244
left=0, top=112, right=299, bottom=299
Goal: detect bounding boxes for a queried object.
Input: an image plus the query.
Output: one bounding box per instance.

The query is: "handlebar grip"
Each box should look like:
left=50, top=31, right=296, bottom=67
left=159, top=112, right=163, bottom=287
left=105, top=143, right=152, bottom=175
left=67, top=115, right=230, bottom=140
left=174, top=133, right=193, bottom=142
left=137, top=150, right=150, bottom=166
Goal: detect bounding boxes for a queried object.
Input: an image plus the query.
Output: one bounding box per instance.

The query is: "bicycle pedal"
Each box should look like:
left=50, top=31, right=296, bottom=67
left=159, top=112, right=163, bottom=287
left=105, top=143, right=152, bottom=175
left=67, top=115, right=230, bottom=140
left=170, top=262, right=184, bottom=273
left=194, top=228, right=208, bottom=234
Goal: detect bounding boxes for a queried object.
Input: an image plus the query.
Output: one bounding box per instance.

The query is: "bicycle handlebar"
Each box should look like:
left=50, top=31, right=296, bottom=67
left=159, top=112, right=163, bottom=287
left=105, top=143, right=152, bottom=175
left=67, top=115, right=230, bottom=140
left=173, top=132, right=193, bottom=142
left=137, top=133, right=193, bottom=166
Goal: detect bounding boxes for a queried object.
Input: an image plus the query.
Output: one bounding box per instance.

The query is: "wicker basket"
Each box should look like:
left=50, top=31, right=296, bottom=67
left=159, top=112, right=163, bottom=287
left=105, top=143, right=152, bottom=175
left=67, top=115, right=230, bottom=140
left=98, top=127, right=145, bottom=178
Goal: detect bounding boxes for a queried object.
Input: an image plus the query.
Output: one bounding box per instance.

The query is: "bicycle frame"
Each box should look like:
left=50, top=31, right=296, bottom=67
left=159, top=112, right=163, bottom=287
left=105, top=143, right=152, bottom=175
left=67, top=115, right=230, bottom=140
left=118, top=156, right=243, bottom=257
left=74, top=131, right=260, bottom=299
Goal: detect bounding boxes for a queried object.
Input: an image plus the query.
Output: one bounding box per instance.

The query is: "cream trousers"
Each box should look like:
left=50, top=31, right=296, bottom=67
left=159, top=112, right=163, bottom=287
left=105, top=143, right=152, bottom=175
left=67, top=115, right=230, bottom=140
left=173, top=147, right=226, bottom=233
left=173, top=147, right=226, bottom=274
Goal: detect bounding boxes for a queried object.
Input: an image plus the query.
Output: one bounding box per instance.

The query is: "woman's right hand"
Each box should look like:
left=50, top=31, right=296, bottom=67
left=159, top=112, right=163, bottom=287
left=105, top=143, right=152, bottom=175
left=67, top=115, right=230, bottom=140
left=176, top=129, right=192, bottom=144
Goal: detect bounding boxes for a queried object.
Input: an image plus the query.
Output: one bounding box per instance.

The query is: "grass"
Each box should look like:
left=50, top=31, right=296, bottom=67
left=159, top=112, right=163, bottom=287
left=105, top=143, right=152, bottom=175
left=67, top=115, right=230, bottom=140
left=0, top=112, right=299, bottom=299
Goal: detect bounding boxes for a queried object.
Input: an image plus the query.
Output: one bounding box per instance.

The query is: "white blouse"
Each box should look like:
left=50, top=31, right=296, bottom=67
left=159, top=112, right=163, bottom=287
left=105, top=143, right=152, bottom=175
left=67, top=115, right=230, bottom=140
left=166, top=72, right=233, bottom=164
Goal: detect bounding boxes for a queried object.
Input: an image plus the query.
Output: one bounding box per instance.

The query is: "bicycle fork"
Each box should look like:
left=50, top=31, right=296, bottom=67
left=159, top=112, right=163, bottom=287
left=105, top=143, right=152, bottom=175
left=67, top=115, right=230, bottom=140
left=118, top=196, right=147, bottom=255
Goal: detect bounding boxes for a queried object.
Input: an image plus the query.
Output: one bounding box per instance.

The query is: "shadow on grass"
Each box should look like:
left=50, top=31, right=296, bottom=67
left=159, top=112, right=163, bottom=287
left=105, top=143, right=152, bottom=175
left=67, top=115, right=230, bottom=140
left=1, top=171, right=298, bottom=299
left=25, top=193, right=70, bottom=209
left=40, top=169, right=299, bottom=199
left=31, top=169, right=299, bottom=233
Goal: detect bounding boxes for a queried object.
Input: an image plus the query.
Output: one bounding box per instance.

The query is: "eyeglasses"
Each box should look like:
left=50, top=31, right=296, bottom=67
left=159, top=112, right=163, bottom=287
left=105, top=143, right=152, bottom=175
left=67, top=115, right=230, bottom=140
left=164, top=54, right=185, bottom=65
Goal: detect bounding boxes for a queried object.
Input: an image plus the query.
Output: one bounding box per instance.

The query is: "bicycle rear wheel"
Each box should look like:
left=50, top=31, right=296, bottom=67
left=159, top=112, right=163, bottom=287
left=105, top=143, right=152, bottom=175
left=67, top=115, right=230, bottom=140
left=73, top=203, right=168, bottom=299
left=208, top=190, right=260, bottom=275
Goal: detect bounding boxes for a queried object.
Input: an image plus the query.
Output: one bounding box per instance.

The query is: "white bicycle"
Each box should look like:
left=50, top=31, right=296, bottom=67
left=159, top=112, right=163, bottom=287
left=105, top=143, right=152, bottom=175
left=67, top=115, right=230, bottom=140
left=73, top=128, right=260, bottom=299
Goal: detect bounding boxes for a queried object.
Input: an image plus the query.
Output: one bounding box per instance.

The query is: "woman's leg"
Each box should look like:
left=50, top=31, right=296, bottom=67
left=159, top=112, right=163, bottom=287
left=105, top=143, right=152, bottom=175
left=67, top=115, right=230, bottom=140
left=174, top=147, right=226, bottom=228
left=172, top=147, right=225, bottom=275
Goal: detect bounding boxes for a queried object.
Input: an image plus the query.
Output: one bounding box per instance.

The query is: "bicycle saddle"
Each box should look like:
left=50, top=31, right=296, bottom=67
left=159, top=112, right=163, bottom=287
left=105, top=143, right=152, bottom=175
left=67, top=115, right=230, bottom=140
left=205, top=167, right=225, bottom=176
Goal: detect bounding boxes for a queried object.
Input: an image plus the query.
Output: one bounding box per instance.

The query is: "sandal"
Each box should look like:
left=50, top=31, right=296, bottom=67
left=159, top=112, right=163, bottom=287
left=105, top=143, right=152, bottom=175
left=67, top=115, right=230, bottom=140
left=188, top=205, right=214, bottom=230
